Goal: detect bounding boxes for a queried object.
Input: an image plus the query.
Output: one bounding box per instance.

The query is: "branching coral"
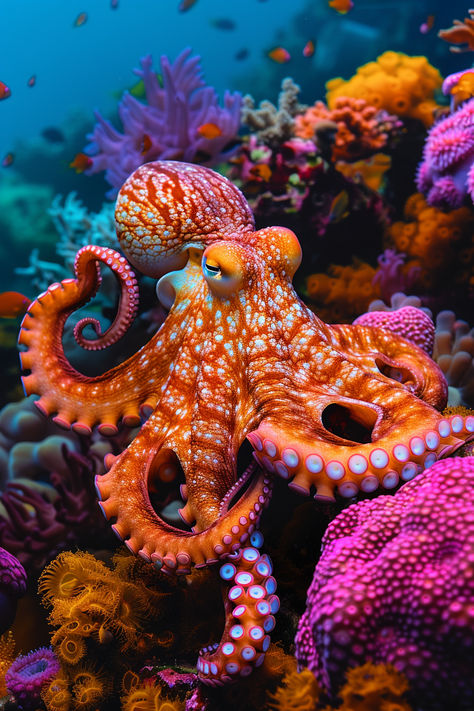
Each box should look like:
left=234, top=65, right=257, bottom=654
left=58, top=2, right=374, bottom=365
left=326, top=51, right=442, bottom=127
left=85, top=49, right=242, bottom=197
left=438, top=9, right=474, bottom=52
left=241, top=77, right=306, bottom=148
left=296, top=457, right=474, bottom=710
left=294, top=97, right=402, bottom=162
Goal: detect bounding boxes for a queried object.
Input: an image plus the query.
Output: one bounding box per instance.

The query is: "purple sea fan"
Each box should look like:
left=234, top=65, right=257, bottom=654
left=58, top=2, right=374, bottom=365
left=85, top=48, right=242, bottom=197
left=416, top=97, right=474, bottom=208
left=5, top=646, right=60, bottom=710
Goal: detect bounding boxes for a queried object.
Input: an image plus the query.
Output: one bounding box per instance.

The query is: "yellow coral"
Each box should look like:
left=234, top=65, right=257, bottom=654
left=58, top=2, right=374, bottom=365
left=332, top=662, right=411, bottom=711
left=71, top=665, right=111, bottom=710
left=386, top=193, right=474, bottom=292
left=307, top=260, right=381, bottom=323
left=121, top=683, right=184, bottom=711
left=326, top=51, right=442, bottom=126
left=267, top=668, right=320, bottom=710
left=41, top=672, right=72, bottom=711
left=0, top=631, right=16, bottom=697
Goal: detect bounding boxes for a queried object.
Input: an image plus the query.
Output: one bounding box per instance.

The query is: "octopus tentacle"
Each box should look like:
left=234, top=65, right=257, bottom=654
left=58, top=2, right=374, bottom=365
left=18, top=245, right=165, bottom=435
left=248, top=411, right=474, bottom=501
left=198, top=534, right=278, bottom=685
left=95, top=428, right=274, bottom=574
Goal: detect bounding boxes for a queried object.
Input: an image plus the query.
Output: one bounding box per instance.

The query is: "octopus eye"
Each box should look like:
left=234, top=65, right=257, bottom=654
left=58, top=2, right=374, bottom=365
left=203, top=258, right=222, bottom=278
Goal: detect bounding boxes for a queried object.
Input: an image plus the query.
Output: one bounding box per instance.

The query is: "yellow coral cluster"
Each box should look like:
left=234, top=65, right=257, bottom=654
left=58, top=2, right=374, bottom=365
left=267, top=663, right=412, bottom=711
left=122, top=679, right=184, bottom=711
left=0, top=631, right=16, bottom=697
left=326, top=51, right=442, bottom=127
left=306, top=259, right=381, bottom=323
left=387, top=193, right=474, bottom=292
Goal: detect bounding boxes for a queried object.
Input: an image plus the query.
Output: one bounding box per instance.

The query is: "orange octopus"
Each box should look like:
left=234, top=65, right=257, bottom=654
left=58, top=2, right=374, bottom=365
left=18, top=161, right=474, bottom=685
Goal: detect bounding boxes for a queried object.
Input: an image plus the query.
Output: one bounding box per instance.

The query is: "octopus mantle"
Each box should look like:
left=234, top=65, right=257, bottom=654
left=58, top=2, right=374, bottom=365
left=18, top=161, right=474, bottom=683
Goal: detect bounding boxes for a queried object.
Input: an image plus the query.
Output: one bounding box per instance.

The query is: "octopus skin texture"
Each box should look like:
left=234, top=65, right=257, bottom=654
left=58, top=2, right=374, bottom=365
left=17, top=161, right=474, bottom=685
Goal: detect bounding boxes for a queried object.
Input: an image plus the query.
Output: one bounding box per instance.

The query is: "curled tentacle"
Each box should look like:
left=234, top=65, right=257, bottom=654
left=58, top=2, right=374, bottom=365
left=198, top=533, right=278, bottom=686
left=72, top=247, right=139, bottom=350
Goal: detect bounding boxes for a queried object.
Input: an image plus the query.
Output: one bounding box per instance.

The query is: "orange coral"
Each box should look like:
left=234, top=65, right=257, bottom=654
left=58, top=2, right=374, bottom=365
left=306, top=259, right=381, bottom=323
left=326, top=51, right=442, bottom=127
left=267, top=668, right=320, bottom=710
left=329, top=662, right=412, bottom=711
left=294, top=97, right=396, bottom=161
left=121, top=681, right=184, bottom=711
left=386, top=193, right=474, bottom=292
left=0, top=631, right=16, bottom=697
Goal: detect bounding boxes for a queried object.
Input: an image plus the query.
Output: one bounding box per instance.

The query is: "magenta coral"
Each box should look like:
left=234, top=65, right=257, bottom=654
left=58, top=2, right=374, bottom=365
left=295, top=456, right=474, bottom=710
left=416, top=97, right=474, bottom=208
left=0, top=546, right=27, bottom=635
left=371, top=249, right=420, bottom=304
left=85, top=48, right=242, bottom=197
left=5, top=646, right=59, bottom=710
left=353, top=304, right=435, bottom=354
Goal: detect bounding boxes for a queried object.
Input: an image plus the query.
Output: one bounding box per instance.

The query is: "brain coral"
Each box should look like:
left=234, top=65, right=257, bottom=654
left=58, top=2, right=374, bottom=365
left=326, top=51, right=442, bottom=127
left=295, top=456, right=474, bottom=710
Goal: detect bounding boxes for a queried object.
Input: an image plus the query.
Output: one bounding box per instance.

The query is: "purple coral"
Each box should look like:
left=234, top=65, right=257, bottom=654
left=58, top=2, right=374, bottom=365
left=371, top=248, right=420, bottom=304
left=416, top=96, right=474, bottom=208
left=85, top=48, right=242, bottom=197
left=295, top=456, right=474, bottom=710
left=0, top=546, right=27, bottom=634
left=5, top=646, right=59, bottom=710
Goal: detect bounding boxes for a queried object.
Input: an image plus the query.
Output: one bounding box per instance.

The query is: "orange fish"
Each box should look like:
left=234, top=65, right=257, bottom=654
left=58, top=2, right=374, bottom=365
left=140, top=134, right=152, bottom=154
left=0, top=291, right=31, bottom=318
left=2, top=153, right=14, bottom=167
left=179, top=0, right=198, bottom=10
left=268, top=47, right=291, bottom=63
left=420, top=14, right=435, bottom=34
left=69, top=152, right=92, bottom=173
left=303, top=40, right=315, bottom=57
left=74, top=12, right=88, bottom=27
left=0, top=81, right=11, bottom=100
left=328, top=0, right=353, bottom=14
left=249, top=163, right=272, bottom=181
left=27, top=75, right=36, bottom=87
left=328, top=190, right=350, bottom=223
left=197, top=122, right=223, bottom=139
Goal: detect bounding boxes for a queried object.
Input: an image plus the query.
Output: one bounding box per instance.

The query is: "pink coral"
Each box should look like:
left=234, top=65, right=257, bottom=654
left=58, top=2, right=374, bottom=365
left=416, top=97, right=474, bottom=208
left=295, top=456, right=474, bottom=710
left=353, top=304, right=435, bottom=354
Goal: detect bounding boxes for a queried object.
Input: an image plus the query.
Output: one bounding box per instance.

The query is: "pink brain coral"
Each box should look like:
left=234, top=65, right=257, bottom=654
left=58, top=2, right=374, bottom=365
left=295, top=455, right=474, bottom=710
left=353, top=305, right=435, bottom=354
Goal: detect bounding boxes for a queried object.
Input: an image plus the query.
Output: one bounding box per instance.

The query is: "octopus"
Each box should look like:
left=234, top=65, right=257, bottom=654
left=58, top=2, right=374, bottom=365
left=18, top=161, right=474, bottom=685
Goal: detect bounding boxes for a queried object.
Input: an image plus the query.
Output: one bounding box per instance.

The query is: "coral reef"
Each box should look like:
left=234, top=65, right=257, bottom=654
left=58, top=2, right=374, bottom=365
left=85, top=49, right=242, bottom=197
left=294, top=97, right=402, bottom=162
left=416, top=96, right=474, bottom=208
left=353, top=305, right=435, bottom=354
left=326, top=51, right=442, bottom=127
left=295, top=456, right=474, bottom=710
left=241, top=77, right=305, bottom=147
left=0, top=546, right=27, bottom=635
left=5, top=646, right=60, bottom=710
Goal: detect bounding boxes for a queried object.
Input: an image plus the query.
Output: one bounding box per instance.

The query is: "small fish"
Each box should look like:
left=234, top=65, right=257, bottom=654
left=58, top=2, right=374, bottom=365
left=268, top=47, right=291, bottom=63
left=197, top=122, right=223, bottom=139
left=328, top=190, right=350, bottom=223
left=249, top=163, right=272, bottom=181
left=303, top=40, right=315, bottom=57
left=69, top=152, right=93, bottom=173
left=0, top=291, right=31, bottom=318
left=178, top=0, right=198, bottom=11
left=328, top=0, right=353, bottom=14
left=0, top=81, right=11, bottom=100
left=2, top=153, right=14, bottom=167
left=211, top=18, right=236, bottom=31
left=27, top=75, right=36, bottom=87
left=140, top=133, right=152, bottom=154
left=74, top=12, right=87, bottom=27
left=235, top=48, right=249, bottom=61
left=41, top=127, right=65, bottom=143
left=419, top=14, right=435, bottom=34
